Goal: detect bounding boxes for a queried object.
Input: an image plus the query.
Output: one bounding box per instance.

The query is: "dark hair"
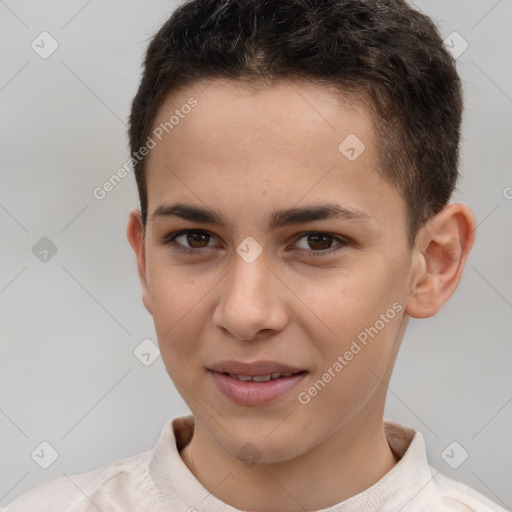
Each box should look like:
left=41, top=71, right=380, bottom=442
left=128, top=0, right=462, bottom=243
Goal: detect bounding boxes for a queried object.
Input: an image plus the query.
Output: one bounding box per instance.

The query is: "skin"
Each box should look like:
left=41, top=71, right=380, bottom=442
left=127, top=79, right=475, bottom=511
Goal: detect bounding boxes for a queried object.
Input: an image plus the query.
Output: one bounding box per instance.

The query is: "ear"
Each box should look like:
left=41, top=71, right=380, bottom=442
left=126, top=208, right=153, bottom=315
left=405, top=203, right=476, bottom=319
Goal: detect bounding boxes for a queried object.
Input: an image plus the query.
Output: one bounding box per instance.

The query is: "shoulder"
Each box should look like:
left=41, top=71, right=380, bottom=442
left=430, top=467, right=509, bottom=512
left=1, top=450, right=154, bottom=512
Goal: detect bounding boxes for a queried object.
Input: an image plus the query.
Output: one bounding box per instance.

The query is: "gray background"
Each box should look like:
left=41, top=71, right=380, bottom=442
left=0, top=0, right=511, bottom=508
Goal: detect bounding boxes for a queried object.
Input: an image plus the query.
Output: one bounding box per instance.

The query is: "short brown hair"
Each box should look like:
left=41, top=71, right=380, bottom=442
left=128, top=0, right=463, bottom=243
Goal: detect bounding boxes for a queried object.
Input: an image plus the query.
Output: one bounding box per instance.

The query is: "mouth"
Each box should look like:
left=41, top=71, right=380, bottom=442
left=207, top=366, right=308, bottom=406
left=217, top=370, right=307, bottom=382
left=208, top=359, right=307, bottom=377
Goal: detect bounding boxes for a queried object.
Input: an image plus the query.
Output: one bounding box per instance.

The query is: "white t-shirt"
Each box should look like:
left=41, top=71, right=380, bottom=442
left=1, top=415, right=507, bottom=511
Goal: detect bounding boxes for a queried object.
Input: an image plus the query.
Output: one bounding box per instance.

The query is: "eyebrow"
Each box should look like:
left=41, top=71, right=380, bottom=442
left=150, top=202, right=372, bottom=231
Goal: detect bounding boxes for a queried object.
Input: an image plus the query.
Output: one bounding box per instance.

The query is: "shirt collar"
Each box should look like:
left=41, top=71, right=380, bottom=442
left=148, top=415, right=436, bottom=512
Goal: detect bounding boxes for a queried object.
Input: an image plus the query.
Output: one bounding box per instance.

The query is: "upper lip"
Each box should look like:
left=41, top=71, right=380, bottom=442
left=208, top=360, right=307, bottom=376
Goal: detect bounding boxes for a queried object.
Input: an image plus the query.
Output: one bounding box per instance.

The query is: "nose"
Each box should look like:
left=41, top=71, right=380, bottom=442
left=212, top=250, right=288, bottom=341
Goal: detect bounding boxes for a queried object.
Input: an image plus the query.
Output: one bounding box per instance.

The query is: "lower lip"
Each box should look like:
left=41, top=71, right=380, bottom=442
left=209, top=370, right=307, bottom=406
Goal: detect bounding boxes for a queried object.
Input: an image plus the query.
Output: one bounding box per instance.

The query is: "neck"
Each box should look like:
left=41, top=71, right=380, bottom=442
left=180, top=410, right=398, bottom=511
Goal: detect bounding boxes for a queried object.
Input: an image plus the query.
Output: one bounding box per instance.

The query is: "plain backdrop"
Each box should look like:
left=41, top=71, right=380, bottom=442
left=0, top=0, right=511, bottom=508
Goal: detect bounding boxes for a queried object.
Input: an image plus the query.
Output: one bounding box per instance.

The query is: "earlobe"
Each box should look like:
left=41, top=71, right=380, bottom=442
left=126, top=208, right=153, bottom=315
left=405, top=203, right=476, bottom=319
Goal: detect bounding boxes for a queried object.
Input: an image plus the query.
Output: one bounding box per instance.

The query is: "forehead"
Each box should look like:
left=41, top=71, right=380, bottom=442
left=147, top=78, right=376, bottom=181
left=154, top=79, right=370, bottom=147
left=143, top=79, right=406, bottom=236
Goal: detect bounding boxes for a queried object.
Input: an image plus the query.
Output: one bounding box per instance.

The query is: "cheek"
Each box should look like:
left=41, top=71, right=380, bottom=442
left=308, top=265, right=404, bottom=339
left=145, top=258, right=206, bottom=354
left=305, top=263, right=406, bottom=381
left=296, top=278, right=404, bottom=424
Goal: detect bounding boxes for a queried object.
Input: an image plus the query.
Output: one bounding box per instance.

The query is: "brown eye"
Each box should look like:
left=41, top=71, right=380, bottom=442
left=163, top=230, right=348, bottom=257
left=183, top=231, right=210, bottom=248
left=293, top=232, right=349, bottom=256
left=165, top=230, right=217, bottom=251
left=306, top=233, right=335, bottom=250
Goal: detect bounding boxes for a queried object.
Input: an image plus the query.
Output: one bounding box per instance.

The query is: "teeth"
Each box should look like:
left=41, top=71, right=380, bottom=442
left=229, top=372, right=295, bottom=382
left=252, top=374, right=273, bottom=382
left=236, top=374, right=253, bottom=381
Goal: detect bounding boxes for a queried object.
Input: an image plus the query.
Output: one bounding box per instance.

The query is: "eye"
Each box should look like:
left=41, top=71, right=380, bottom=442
left=163, top=229, right=219, bottom=253
left=162, top=229, right=350, bottom=257
left=292, top=232, right=349, bottom=256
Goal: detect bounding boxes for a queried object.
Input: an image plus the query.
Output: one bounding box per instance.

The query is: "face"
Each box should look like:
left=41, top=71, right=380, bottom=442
left=130, top=79, right=419, bottom=464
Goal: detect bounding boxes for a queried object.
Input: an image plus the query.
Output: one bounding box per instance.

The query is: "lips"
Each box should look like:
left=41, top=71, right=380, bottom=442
left=209, top=368, right=308, bottom=406
left=208, top=359, right=307, bottom=377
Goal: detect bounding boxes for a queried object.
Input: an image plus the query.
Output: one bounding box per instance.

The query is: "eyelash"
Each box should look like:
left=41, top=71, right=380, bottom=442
left=161, top=229, right=350, bottom=257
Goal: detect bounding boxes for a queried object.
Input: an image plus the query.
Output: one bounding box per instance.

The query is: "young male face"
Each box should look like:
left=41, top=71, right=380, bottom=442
left=127, top=79, right=461, bottom=503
